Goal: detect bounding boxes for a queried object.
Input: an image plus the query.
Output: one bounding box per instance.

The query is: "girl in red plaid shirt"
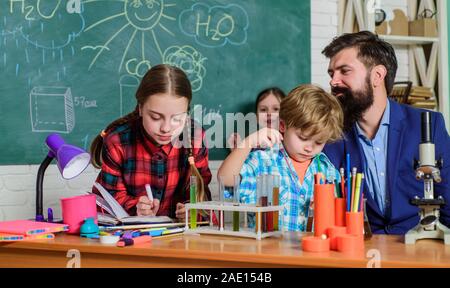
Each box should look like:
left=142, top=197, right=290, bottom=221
left=90, top=64, right=212, bottom=221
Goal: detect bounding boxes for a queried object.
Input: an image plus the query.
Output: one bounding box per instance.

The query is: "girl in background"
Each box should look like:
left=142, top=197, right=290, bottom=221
left=227, top=87, right=286, bottom=150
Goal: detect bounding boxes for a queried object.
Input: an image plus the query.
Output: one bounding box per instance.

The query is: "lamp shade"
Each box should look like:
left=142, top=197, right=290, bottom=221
left=46, top=134, right=90, bottom=179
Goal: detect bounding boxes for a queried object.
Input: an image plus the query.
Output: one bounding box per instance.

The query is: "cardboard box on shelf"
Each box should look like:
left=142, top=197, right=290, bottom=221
left=389, top=9, right=409, bottom=36
left=409, top=18, right=438, bottom=37
left=376, top=22, right=388, bottom=35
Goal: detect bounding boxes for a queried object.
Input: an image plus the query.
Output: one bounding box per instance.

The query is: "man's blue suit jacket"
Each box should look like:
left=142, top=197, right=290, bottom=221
left=324, top=99, right=450, bottom=234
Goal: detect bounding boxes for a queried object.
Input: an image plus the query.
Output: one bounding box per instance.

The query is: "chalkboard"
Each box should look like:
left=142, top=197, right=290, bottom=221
left=0, top=0, right=311, bottom=164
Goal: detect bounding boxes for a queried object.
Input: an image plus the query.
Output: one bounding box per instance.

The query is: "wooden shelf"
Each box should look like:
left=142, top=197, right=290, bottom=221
left=378, top=34, right=439, bottom=45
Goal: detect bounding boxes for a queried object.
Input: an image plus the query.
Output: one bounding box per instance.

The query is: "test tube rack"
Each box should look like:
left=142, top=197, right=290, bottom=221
left=184, top=201, right=284, bottom=240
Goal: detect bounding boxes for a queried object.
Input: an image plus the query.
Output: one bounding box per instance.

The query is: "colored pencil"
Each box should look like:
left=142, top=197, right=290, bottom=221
left=351, top=167, right=357, bottom=211
left=358, top=174, right=365, bottom=212
left=353, top=173, right=362, bottom=212
left=346, top=154, right=351, bottom=212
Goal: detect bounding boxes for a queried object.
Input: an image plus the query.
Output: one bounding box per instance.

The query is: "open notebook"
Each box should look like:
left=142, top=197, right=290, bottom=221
left=93, top=182, right=173, bottom=226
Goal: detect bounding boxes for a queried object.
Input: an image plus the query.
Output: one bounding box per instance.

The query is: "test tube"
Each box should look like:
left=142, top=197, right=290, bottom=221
left=261, top=175, right=269, bottom=233
left=255, top=176, right=262, bottom=233
left=218, top=176, right=225, bottom=231
left=306, top=199, right=314, bottom=232
left=190, top=176, right=197, bottom=229
left=232, top=175, right=240, bottom=232
left=266, top=175, right=274, bottom=232
left=273, top=175, right=280, bottom=231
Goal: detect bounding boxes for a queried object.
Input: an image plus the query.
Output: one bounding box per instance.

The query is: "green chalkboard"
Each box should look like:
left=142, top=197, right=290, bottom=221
left=0, top=0, right=310, bottom=164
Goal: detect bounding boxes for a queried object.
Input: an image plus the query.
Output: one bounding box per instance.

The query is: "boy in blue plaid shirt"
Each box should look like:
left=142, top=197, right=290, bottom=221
left=218, top=84, right=344, bottom=231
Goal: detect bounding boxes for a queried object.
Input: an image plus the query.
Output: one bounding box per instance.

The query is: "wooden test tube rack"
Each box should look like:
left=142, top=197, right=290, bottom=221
left=184, top=201, right=284, bottom=240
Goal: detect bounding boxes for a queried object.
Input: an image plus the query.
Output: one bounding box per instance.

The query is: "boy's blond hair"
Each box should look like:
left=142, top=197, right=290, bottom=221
left=280, top=84, right=343, bottom=143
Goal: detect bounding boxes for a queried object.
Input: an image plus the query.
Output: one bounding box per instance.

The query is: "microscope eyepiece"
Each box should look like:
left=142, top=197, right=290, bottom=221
left=421, top=111, right=432, bottom=143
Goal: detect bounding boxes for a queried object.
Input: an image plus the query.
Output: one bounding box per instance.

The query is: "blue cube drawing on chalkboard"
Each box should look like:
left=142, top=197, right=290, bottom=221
left=30, top=86, right=75, bottom=133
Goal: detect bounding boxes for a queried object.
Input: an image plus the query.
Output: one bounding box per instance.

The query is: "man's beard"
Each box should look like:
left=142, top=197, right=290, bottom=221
left=332, top=75, right=374, bottom=132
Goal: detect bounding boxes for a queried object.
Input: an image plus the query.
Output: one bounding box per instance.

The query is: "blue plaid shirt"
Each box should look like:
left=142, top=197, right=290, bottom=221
left=238, top=144, right=340, bottom=231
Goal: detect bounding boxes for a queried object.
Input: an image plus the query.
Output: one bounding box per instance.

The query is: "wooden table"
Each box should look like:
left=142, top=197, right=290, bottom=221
left=1, top=232, right=450, bottom=268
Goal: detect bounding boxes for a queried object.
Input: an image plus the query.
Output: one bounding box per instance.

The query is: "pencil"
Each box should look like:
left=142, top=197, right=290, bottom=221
left=346, top=154, right=351, bottom=212
left=358, top=174, right=365, bottom=212
left=351, top=167, right=357, bottom=211
left=340, top=168, right=345, bottom=199
left=145, top=184, right=154, bottom=202
left=353, top=173, right=362, bottom=212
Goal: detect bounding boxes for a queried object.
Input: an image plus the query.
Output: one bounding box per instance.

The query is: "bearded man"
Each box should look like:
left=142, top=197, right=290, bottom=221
left=322, top=31, right=450, bottom=235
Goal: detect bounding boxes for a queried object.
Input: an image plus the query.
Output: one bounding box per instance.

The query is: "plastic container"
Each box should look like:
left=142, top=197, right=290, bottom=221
left=61, top=194, right=97, bottom=234
left=302, top=235, right=330, bottom=252
left=326, top=226, right=347, bottom=251
left=335, top=198, right=346, bottom=227
left=346, top=211, right=364, bottom=236
left=313, top=184, right=335, bottom=237
left=336, top=234, right=364, bottom=253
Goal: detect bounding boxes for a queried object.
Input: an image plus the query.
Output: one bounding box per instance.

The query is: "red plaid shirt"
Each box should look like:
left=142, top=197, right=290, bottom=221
left=92, top=118, right=212, bottom=218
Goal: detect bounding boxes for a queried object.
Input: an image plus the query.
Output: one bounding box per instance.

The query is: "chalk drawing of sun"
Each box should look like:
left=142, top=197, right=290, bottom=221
left=82, top=0, right=176, bottom=77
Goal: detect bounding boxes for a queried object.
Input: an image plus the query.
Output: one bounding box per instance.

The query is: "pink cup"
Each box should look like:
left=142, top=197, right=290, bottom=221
left=61, top=194, right=97, bottom=234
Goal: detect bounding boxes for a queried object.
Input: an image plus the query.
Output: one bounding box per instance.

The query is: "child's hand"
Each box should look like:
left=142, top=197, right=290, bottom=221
left=137, top=196, right=160, bottom=216
left=244, top=127, right=283, bottom=149
left=175, top=202, right=187, bottom=221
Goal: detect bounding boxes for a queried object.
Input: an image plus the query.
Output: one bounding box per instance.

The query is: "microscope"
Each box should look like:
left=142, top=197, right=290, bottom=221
left=405, top=112, right=450, bottom=245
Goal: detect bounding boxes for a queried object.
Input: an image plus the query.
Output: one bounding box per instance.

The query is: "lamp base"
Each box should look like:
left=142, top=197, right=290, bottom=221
left=35, top=215, right=45, bottom=222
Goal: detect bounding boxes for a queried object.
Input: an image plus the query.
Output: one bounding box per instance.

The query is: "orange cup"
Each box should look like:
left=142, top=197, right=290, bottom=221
left=336, top=234, right=364, bottom=253
left=335, top=198, right=346, bottom=227
left=313, top=184, right=335, bottom=237
left=326, top=226, right=347, bottom=251
left=346, top=211, right=364, bottom=236
left=302, top=236, right=330, bottom=252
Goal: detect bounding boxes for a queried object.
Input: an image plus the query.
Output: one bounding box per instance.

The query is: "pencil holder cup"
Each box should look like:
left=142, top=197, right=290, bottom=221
left=336, top=234, right=364, bottom=253
left=345, top=211, right=364, bottom=236
left=61, top=194, right=97, bottom=234
left=313, top=184, right=335, bottom=237
left=326, top=226, right=347, bottom=251
left=302, top=235, right=330, bottom=252
left=335, top=198, right=346, bottom=227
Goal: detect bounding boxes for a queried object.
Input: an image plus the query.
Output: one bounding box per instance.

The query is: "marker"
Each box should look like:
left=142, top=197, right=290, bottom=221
left=117, top=235, right=152, bottom=247
left=145, top=184, right=154, bottom=202
left=47, top=208, right=53, bottom=223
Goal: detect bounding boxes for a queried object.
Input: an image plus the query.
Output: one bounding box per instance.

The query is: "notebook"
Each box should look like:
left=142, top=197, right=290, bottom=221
left=93, top=182, right=173, bottom=226
left=0, top=220, right=68, bottom=236
left=0, top=233, right=55, bottom=242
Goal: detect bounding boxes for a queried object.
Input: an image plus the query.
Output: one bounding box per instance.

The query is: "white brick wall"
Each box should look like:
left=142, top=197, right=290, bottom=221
left=311, top=0, right=340, bottom=88
left=0, top=0, right=412, bottom=221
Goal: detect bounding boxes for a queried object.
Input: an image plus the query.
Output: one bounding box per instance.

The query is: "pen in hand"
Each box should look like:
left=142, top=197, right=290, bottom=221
left=136, top=184, right=156, bottom=216
left=145, top=184, right=154, bottom=202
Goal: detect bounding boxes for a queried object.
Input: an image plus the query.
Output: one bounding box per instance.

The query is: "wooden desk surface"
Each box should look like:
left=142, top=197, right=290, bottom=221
left=1, top=232, right=450, bottom=268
